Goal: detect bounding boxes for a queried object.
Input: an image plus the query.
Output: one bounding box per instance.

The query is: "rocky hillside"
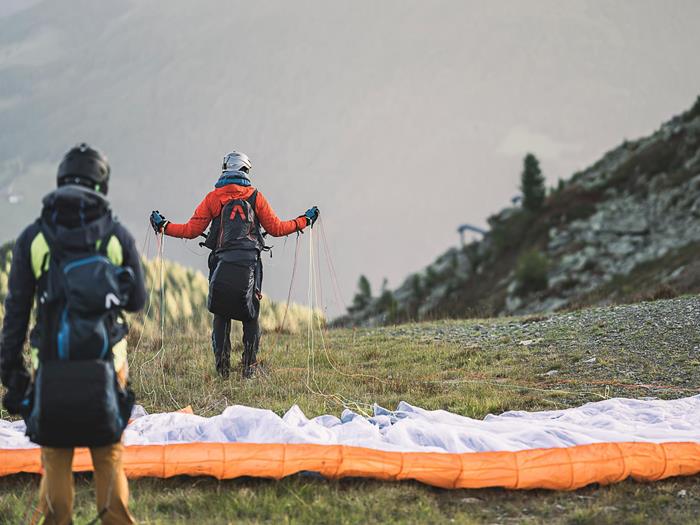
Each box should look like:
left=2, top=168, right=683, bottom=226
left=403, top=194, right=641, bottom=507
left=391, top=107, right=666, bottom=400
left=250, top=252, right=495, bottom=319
left=342, top=96, right=700, bottom=325
left=0, top=242, right=318, bottom=339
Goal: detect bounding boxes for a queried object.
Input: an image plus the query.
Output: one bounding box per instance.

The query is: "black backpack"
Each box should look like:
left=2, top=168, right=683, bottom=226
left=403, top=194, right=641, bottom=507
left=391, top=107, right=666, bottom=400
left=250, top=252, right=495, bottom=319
left=39, top=222, right=132, bottom=360
left=203, top=190, right=266, bottom=253
left=207, top=255, right=262, bottom=322
left=24, top=188, right=135, bottom=447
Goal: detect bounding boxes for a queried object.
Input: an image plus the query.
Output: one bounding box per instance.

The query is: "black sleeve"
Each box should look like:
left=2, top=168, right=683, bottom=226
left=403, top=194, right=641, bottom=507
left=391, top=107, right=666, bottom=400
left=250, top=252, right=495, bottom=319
left=0, top=225, right=37, bottom=386
left=115, top=225, right=147, bottom=313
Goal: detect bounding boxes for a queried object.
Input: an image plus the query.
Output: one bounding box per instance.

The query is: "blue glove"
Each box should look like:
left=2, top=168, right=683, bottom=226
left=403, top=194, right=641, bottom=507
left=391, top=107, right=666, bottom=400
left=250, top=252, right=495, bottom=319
left=303, top=206, right=320, bottom=228
left=149, top=210, right=169, bottom=234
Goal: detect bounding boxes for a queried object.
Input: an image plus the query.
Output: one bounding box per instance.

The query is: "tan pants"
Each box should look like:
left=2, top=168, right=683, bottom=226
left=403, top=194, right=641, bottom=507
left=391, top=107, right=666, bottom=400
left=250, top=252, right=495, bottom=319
left=34, top=443, right=135, bottom=525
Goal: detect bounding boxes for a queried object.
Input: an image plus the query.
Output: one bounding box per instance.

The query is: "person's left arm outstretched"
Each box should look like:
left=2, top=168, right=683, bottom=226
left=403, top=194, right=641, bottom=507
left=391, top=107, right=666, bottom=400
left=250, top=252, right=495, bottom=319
left=255, top=192, right=319, bottom=237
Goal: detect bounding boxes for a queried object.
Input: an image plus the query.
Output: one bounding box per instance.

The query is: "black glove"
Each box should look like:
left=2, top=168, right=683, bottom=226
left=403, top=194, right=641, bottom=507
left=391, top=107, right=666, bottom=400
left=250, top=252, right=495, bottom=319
left=2, top=369, right=30, bottom=416
left=149, top=210, right=169, bottom=234
left=302, top=206, right=320, bottom=228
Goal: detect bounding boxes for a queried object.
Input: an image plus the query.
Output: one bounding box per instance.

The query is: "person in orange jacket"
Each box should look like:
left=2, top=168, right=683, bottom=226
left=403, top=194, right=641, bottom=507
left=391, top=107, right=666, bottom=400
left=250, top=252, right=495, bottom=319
left=150, top=151, right=318, bottom=378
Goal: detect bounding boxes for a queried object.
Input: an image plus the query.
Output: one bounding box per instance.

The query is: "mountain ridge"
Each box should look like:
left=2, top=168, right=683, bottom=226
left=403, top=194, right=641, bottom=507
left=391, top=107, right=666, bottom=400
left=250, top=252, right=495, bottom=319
left=341, top=95, right=700, bottom=325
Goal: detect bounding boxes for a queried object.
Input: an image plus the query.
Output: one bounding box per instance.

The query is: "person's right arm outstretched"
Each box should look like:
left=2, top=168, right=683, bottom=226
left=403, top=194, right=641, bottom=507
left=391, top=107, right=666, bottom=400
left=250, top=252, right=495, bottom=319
left=150, top=193, right=215, bottom=239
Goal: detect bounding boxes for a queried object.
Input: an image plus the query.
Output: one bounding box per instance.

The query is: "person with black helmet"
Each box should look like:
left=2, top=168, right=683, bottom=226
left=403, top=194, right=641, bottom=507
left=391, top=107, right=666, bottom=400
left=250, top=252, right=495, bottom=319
left=0, top=143, right=146, bottom=524
left=149, top=150, right=319, bottom=378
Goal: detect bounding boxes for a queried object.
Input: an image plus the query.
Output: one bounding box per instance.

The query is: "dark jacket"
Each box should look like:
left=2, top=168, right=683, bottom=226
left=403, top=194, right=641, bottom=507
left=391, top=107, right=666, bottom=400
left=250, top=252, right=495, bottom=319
left=0, top=187, right=146, bottom=387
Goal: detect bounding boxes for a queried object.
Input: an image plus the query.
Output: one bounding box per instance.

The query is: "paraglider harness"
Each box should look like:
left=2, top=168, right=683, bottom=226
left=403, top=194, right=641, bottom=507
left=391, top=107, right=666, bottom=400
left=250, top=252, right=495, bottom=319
left=23, top=188, right=136, bottom=447
left=201, top=190, right=271, bottom=321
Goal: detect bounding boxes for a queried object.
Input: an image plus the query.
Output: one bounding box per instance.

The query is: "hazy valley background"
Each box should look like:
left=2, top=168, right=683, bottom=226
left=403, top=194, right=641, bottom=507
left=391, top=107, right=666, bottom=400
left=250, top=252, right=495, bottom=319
left=2, top=0, right=700, bottom=316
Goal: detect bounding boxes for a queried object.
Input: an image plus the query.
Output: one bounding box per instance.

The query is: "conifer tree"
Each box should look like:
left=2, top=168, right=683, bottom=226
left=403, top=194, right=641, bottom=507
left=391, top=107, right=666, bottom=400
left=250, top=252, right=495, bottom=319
left=520, top=153, right=546, bottom=211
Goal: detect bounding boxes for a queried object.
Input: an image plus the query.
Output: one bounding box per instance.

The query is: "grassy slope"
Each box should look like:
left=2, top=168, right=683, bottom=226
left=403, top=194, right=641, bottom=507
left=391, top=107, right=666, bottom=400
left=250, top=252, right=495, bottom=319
left=2, top=297, right=700, bottom=524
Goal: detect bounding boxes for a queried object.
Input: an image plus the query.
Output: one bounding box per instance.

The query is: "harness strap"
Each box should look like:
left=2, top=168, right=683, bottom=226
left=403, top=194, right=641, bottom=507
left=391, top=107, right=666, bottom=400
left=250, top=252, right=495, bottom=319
left=31, top=228, right=122, bottom=279
left=247, top=190, right=273, bottom=253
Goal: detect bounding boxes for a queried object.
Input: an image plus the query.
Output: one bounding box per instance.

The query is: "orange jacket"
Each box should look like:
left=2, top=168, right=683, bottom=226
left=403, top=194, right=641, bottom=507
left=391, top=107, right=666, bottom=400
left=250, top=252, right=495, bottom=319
left=164, top=185, right=307, bottom=239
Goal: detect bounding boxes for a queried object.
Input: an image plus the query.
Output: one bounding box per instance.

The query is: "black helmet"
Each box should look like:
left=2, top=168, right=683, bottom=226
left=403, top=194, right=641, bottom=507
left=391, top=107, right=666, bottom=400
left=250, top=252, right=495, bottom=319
left=57, top=143, right=111, bottom=195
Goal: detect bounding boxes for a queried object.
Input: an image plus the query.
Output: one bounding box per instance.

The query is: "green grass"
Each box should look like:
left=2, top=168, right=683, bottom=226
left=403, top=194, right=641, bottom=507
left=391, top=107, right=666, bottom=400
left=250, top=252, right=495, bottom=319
left=3, top=473, right=699, bottom=525
left=2, top=311, right=700, bottom=524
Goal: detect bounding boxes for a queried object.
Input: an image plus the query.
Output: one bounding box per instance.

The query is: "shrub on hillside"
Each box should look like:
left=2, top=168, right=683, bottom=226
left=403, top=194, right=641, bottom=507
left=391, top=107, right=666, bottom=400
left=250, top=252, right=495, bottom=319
left=549, top=178, right=566, bottom=196
left=490, top=209, right=534, bottom=255
left=376, top=289, right=398, bottom=324
left=684, top=94, right=700, bottom=122
left=348, top=275, right=372, bottom=313
left=410, top=274, right=424, bottom=299
left=400, top=274, right=425, bottom=320
left=424, top=266, right=439, bottom=288
left=515, top=249, right=549, bottom=296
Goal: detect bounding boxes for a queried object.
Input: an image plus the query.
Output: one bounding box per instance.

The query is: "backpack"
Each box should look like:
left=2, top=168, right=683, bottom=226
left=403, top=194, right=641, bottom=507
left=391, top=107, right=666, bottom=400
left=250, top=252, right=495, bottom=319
left=203, top=190, right=266, bottom=253
left=40, top=222, right=133, bottom=360
left=24, top=188, right=135, bottom=447
left=203, top=191, right=267, bottom=321
left=208, top=256, right=262, bottom=321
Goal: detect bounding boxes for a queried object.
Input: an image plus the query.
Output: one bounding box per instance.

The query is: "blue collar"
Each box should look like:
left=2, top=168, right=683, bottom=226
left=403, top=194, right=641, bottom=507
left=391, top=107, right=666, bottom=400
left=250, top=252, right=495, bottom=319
left=216, top=171, right=251, bottom=188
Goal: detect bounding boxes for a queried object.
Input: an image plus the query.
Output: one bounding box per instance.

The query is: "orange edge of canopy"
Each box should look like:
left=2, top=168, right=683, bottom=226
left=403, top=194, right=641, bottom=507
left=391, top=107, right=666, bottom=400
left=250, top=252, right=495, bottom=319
left=1, top=441, right=699, bottom=490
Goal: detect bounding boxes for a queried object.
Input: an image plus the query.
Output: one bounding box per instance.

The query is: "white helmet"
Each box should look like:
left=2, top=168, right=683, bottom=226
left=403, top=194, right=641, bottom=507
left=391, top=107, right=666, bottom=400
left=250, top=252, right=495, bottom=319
left=222, top=151, right=252, bottom=173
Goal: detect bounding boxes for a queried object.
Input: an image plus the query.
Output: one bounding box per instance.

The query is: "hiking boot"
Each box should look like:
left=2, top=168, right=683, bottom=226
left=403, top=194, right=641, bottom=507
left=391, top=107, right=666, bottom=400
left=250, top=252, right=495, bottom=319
left=242, top=361, right=260, bottom=379
left=242, top=361, right=267, bottom=379
left=216, top=363, right=230, bottom=379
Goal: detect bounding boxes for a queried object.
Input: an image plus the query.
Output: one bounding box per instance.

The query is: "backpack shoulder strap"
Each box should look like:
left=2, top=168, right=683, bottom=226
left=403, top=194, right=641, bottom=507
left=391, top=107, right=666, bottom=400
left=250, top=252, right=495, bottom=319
left=246, top=190, right=259, bottom=209
left=246, top=190, right=272, bottom=252
left=30, top=229, right=51, bottom=280
left=102, top=235, right=123, bottom=266
left=247, top=190, right=265, bottom=232
left=37, top=219, right=62, bottom=270
left=95, top=221, right=121, bottom=265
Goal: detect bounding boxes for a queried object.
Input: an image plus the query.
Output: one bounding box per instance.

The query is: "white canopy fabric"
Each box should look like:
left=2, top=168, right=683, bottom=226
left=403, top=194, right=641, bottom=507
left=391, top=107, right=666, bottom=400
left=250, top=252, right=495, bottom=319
left=3, top=395, right=699, bottom=453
